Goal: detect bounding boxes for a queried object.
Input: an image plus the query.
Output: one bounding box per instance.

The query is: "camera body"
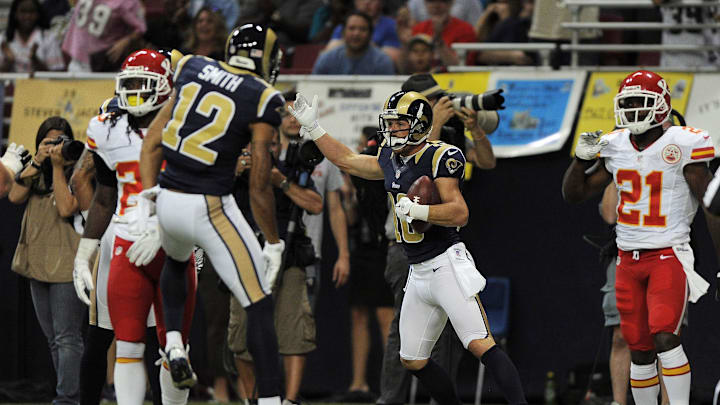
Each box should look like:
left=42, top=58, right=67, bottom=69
left=47, top=135, right=84, bottom=161
left=445, top=89, right=504, bottom=134
left=283, top=140, right=324, bottom=186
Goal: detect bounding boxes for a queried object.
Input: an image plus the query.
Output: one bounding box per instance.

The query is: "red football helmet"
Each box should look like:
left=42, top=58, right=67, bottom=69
left=116, top=49, right=173, bottom=116
left=614, top=70, right=671, bottom=135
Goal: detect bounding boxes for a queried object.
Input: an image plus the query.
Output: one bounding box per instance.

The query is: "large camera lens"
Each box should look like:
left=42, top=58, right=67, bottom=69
left=476, top=111, right=499, bottom=134
left=61, top=140, right=84, bottom=161
left=449, top=89, right=505, bottom=111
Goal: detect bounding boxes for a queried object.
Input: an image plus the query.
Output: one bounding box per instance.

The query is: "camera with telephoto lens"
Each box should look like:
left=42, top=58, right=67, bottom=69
left=47, top=134, right=84, bottom=161
left=284, top=139, right=324, bottom=181
left=446, top=89, right=505, bottom=134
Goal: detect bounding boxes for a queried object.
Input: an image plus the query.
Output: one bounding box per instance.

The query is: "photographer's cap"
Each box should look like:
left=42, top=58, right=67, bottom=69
left=402, top=73, right=445, bottom=100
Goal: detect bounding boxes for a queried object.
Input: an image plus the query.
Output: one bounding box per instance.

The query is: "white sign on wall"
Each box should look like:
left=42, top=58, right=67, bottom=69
left=297, top=79, right=402, bottom=148
left=684, top=73, right=720, bottom=156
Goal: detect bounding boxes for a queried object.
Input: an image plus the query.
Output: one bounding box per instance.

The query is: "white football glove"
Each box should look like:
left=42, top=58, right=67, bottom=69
left=287, top=93, right=326, bottom=140
left=263, top=240, right=285, bottom=287
left=575, top=130, right=608, bottom=161
left=129, top=185, right=161, bottom=235
left=1, top=142, right=30, bottom=175
left=395, top=196, right=430, bottom=224
left=73, top=238, right=98, bottom=306
left=126, top=222, right=162, bottom=266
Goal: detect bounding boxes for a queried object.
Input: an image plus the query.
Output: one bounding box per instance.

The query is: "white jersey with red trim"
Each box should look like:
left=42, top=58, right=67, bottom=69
left=86, top=113, right=153, bottom=242
left=600, top=126, right=715, bottom=251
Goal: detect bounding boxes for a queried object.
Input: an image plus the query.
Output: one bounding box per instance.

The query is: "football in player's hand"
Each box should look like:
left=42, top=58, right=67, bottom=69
left=407, top=175, right=441, bottom=233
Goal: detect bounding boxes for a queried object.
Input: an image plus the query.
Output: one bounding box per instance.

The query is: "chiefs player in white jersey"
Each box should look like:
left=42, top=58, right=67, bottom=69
left=72, top=49, right=196, bottom=405
left=563, top=70, right=720, bottom=405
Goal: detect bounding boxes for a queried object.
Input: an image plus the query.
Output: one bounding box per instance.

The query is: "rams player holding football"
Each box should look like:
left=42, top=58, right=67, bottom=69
left=137, top=24, right=285, bottom=405
left=289, top=91, right=527, bottom=405
left=563, top=70, right=720, bottom=405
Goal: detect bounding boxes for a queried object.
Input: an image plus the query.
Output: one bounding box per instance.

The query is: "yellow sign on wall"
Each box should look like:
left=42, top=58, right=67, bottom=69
left=9, top=79, right=115, bottom=151
left=572, top=71, right=694, bottom=155
left=433, top=72, right=491, bottom=94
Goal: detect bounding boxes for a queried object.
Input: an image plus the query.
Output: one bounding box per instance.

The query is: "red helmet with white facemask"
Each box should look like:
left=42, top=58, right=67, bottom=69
left=116, top=49, right=173, bottom=117
left=614, top=70, right=671, bottom=135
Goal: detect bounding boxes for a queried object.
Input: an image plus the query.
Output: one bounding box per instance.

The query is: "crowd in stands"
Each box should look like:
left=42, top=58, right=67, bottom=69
left=2, top=0, right=717, bottom=77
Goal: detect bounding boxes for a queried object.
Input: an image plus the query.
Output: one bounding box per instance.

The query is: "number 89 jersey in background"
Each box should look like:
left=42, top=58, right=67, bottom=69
left=600, top=126, right=715, bottom=251
left=379, top=140, right=465, bottom=264
left=159, top=55, right=284, bottom=195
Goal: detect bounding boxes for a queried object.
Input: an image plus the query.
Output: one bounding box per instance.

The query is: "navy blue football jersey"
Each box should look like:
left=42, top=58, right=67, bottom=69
left=379, top=140, right=465, bottom=264
left=159, top=55, right=284, bottom=195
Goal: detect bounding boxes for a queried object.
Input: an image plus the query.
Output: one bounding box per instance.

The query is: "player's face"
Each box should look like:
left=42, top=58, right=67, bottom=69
left=344, top=15, right=371, bottom=52
left=407, top=42, right=433, bottom=74
left=280, top=101, right=301, bottom=139
left=619, top=96, right=651, bottom=122
left=387, top=119, right=411, bottom=138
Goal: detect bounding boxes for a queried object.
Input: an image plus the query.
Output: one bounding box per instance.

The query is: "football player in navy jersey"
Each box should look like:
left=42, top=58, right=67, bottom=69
left=289, top=91, right=527, bottom=405
left=137, top=24, right=284, bottom=405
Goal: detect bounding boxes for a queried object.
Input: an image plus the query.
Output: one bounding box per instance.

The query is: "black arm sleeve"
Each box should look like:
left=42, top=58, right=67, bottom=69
left=92, top=152, right=117, bottom=187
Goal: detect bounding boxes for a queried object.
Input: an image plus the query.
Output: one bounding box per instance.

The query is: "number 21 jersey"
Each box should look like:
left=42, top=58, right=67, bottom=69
left=600, top=126, right=715, bottom=251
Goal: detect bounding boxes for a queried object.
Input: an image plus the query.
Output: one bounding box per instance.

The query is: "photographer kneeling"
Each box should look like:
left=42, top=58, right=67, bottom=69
left=228, top=119, right=323, bottom=405
left=9, top=116, right=86, bottom=405
left=402, top=73, right=499, bottom=170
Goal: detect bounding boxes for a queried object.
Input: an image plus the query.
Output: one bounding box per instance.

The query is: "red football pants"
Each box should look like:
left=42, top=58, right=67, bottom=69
left=615, top=248, right=687, bottom=351
left=107, top=236, right=197, bottom=347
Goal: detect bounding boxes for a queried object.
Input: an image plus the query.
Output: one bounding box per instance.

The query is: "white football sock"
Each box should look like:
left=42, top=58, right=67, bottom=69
left=630, top=361, right=660, bottom=405
left=115, top=359, right=147, bottom=405
left=258, top=396, right=282, bottom=405
left=165, top=330, right=183, bottom=353
left=658, top=346, right=691, bottom=405
left=160, top=361, right=189, bottom=405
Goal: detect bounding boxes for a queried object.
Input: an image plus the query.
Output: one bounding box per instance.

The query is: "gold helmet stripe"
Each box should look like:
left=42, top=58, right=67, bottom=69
left=263, top=28, right=278, bottom=81
left=396, top=91, right=426, bottom=115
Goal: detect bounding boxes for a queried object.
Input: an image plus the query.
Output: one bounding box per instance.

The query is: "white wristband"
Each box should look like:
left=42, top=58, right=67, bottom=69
left=76, top=238, right=100, bottom=263
left=409, top=204, right=430, bottom=222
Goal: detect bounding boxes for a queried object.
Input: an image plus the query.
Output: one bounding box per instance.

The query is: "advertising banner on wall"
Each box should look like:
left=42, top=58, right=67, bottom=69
left=684, top=73, right=720, bottom=156
left=9, top=79, right=115, bottom=149
left=486, top=71, right=585, bottom=158
left=573, top=71, right=694, bottom=156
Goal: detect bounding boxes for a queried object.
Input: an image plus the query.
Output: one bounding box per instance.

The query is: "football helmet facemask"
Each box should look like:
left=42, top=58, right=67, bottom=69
left=116, top=49, right=173, bottom=117
left=614, top=70, right=671, bottom=135
left=378, top=91, right=433, bottom=152
left=225, top=24, right=282, bottom=85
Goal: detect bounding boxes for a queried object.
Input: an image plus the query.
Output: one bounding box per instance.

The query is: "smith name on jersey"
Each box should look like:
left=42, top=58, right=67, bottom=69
left=600, top=126, right=715, bottom=251
left=159, top=55, right=284, bottom=196
left=379, top=140, right=465, bottom=264
left=86, top=112, right=151, bottom=242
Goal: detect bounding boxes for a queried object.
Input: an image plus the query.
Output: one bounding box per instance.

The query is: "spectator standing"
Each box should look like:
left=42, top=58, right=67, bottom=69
left=261, top=0, right=324, bottom=47
left=182, top=6, right=227, bottom=60
left=62, top=0, right=146, bottom=72
left=312, top=11, right=395, bottom=75
left=474, top=0, right=535, bottom=65
left=0, top=0, right=64, bottom=72
left=653, top=0, right=720, bottom=68
left=411, top=0, right=476, bottom=67
left=9, top=117, right=85, bottom=405
left=527, top=0, right=599, bottom=68
left=408, top=0, right=483, bottom=26
left=308, top=0, right=352, bottom=43
left=325, top=0, right=402, bottom=62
